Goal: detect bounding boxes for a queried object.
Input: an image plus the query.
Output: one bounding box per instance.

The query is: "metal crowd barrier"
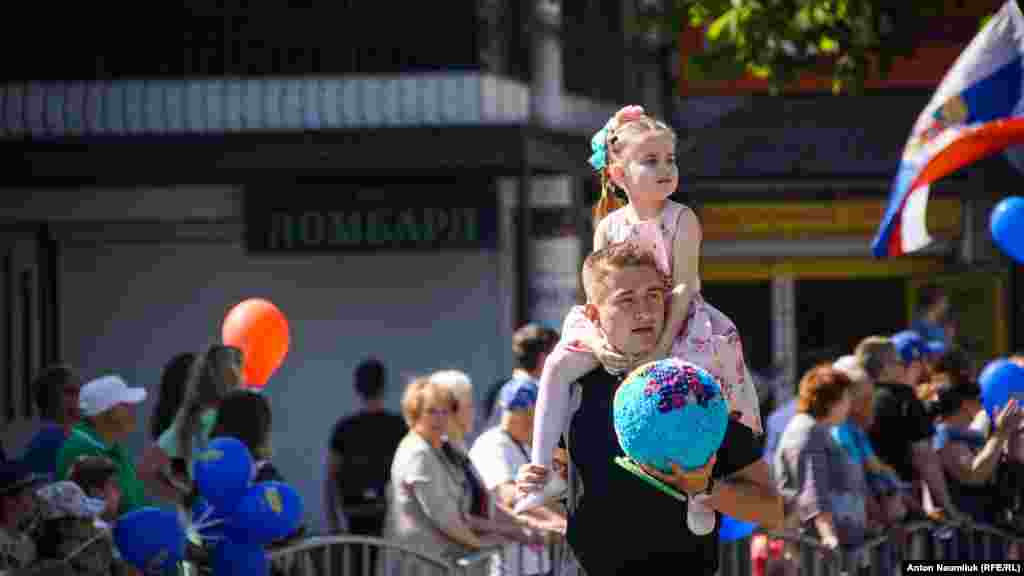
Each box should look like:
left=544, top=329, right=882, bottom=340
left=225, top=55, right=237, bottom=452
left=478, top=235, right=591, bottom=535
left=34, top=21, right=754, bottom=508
left=258, top=518, right=1022, bottom=576
left=720, top=519, right=1024, bottom=576
left=266, top=534, right=571, bottom=576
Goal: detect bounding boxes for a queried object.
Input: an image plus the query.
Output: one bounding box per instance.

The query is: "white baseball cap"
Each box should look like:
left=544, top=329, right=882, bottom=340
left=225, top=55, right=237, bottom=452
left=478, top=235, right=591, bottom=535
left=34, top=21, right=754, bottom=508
left=79, top=375, right=147, bottom=417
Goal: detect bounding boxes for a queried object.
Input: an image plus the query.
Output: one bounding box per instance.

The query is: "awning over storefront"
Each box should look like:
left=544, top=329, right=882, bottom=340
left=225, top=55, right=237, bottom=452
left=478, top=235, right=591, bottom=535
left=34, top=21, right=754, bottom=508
left=1, top=74, right=536, bottom=137
left=0, top=73, right=613, bottom=183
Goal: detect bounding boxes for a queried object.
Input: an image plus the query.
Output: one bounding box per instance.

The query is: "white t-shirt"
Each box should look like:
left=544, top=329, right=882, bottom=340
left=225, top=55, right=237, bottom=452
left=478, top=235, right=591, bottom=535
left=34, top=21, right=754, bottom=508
left=469, top=426, right=551, bottom=576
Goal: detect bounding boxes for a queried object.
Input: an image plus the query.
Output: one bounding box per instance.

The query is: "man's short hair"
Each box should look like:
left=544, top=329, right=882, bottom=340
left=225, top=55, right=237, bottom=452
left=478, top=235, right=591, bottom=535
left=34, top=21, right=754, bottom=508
left=581, top=242, right=660, bottom=304
left=854, top=336, right=896, bottom=381
left=512, top=324, right=557, bottom=372
left=33, top=364, right=76, bottom=420
left=354, top=358, right=386, bottom=400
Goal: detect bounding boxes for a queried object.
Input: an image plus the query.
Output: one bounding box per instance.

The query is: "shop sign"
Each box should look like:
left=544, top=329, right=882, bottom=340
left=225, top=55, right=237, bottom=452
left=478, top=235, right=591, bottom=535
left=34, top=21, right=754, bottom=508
left=245, top=182, right=499, bottom=253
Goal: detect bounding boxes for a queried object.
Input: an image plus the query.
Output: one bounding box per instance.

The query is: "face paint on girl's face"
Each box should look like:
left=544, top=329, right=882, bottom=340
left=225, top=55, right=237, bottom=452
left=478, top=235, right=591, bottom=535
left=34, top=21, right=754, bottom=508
left=615, top=131, right=678, bottom=204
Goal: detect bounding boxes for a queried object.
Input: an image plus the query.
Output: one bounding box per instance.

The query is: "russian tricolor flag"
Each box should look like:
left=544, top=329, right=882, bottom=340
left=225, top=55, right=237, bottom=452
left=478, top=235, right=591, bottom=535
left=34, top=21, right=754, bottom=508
left=873, top=0, right=1024, bottom=257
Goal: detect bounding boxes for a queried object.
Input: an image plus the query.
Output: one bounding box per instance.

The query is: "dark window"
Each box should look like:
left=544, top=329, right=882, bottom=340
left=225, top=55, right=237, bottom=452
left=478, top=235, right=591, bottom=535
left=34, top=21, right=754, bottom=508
left=563, top=0, right=625, bottom=102
left=702, top=281, right=772, bottom=374
left=795, top=279, right=907, bottom=375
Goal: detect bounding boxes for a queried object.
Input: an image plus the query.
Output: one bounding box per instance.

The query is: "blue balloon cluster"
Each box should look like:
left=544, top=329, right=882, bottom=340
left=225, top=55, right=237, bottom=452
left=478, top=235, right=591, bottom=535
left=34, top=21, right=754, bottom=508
left=613, top=358, right=730, bottom=472
left=113, top=507, right=186, bottom=573
left=114, top=437, right=303, bottom=576
left=979, top=358, right=1024, bottom=418
left=991, top=197, right=1024, bottom=264
left=193, top=438, right=303, bottom=575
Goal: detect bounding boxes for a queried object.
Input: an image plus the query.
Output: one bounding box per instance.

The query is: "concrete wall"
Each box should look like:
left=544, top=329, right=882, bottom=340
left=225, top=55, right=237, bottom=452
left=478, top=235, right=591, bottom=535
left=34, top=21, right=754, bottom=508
left=3, top=186, right=515, bottom=532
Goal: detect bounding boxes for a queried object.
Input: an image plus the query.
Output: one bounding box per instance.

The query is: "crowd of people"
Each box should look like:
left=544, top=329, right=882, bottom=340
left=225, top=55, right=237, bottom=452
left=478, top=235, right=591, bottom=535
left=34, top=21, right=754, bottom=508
left=2, top=102, right=1022, bottom=576
left=0, top=345, right=298, bottom=575
left=4, top=311, right=1022, bottom=575
left=0, top=321, right=574, bottom=576
left=323, top=325, right=571, bottom=576
left=2, top=284, right=1022, bottom=576
left=755, top=284, right=1024, bottom=575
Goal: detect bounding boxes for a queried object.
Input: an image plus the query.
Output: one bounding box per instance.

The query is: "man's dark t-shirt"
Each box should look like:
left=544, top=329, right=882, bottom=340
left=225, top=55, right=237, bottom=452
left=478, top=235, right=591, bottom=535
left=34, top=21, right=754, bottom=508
left=329, top=411, right=407, bottom=515
left=566, top=368, right=763, bottom=575
left=868, top=381, right=934, bottom=482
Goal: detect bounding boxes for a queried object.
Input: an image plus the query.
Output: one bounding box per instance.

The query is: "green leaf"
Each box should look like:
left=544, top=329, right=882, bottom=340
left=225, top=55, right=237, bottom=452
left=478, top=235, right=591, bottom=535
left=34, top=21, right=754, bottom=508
left=686, top=3, right=707, bottom=25
left=819, top=35, right=839, bottom=53
left=706, top=10, right=738, bottom=42
left=748, top=63, right=772, bottom=78
left=979, top=13, right=995, bottom=31
left=795, top=6, right=813, bottom=30
left=665, top=0, right=947, bottom=97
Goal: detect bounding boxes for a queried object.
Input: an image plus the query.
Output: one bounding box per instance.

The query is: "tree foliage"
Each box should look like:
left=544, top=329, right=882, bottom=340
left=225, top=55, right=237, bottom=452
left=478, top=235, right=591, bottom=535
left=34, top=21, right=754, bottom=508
left=644, top=1, right=987, bottom=95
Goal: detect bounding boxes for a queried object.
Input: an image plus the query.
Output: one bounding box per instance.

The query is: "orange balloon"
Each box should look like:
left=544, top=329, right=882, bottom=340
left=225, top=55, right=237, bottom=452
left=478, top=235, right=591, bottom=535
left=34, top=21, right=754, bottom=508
left=221, top=299, right=290, bottom=389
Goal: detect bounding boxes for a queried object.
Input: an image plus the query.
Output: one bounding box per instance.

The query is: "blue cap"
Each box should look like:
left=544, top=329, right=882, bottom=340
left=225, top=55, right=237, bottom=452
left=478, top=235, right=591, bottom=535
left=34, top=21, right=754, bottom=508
left=891, top=330, right=927, bottom=364
left=498, top=378, right=539, bottom=411
left=926, top=340, right=947, bottom=357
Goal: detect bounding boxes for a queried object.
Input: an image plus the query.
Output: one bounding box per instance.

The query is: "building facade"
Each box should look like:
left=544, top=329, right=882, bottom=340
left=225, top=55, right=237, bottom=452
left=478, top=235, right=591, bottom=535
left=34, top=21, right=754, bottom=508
left=0, top=1, right=676, bottom=530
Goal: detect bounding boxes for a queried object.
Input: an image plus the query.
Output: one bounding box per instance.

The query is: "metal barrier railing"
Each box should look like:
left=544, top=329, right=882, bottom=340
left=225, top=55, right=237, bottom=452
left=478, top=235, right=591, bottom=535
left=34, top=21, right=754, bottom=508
left=266, top=534, right=570, bottom=576
left=258, top=518, right=1022, bottom=576
left=265, top=534, right=492, bottom=576
left=723, top=518, right=1024, bottom=576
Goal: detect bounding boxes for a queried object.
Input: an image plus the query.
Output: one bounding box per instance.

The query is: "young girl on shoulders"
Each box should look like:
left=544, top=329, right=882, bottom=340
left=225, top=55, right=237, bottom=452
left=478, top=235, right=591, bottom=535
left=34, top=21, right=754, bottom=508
left=517, top=105, right=762, bottom=518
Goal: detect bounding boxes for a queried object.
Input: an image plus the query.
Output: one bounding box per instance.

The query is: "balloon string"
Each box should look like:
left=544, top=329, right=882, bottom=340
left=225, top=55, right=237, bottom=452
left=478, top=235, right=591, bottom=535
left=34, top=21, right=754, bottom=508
left=64, top=527, right=111, bottom=563
left=193, top=504, right=216, bottom=527
left=192, top=518, right=225, bottom=531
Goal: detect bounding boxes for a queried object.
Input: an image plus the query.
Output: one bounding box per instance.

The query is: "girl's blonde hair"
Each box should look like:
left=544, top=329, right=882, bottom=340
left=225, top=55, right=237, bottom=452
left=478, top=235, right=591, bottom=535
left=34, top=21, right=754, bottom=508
left=174, top=344, right=243, bottom=465
left=592, top=114, right=676, bottom=224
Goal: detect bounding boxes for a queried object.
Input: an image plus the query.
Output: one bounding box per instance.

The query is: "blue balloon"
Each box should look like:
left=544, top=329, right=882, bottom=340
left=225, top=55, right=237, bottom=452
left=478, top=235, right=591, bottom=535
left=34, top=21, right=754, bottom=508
left=226, top=481, right=303, bottom=545
left=213, top=538, right=269, bottom=576
left=990, top=196, right=1024, bottom=264
left=193, top=437, right=253, bottom=515
left=979, top=358, right=1024, bottom=417
left=113, top=507, right=186, bottom=573
left=719, top=515, right=757, bottom=542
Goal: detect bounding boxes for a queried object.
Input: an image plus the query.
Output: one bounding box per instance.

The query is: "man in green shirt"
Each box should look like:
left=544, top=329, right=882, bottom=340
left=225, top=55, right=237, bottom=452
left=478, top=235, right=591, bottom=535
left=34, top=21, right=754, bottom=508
left=56, top=374, right=149, bottom=515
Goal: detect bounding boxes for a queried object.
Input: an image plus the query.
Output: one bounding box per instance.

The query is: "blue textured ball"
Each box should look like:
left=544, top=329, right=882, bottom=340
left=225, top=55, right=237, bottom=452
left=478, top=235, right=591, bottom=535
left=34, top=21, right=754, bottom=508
left=613, top=358, right=729, bottom=472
